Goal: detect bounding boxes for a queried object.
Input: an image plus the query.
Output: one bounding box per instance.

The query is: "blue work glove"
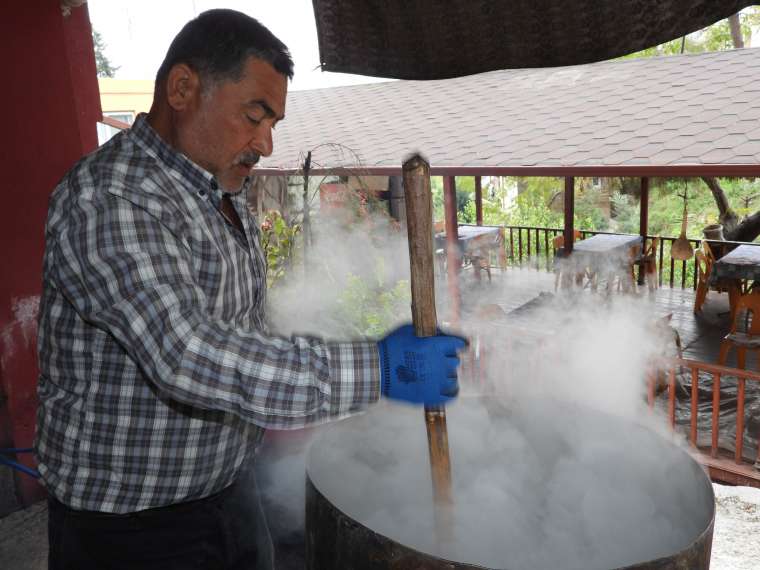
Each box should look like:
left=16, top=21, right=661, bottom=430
left=377, top=324, right=467, bottom=406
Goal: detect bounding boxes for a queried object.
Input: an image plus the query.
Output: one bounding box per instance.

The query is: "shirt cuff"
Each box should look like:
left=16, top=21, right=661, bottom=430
left=325, top=340, right=381, bottom=414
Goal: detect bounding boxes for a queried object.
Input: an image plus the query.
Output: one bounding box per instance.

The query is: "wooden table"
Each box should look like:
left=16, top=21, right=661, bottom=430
left=435, top=225, right=506, bottom=271
left=711, top=244, right=760, bottom=318
left=564, top=234, right=643, bottom=290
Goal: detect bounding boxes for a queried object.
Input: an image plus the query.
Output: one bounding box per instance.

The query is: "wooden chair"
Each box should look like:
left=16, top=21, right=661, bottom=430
left=694, top=243, right=734, bottom=313
left=553, top=230, right=583, bottom=290
left=433, top=221, right=447, bottom=276
left=693, top=249, right=712, bottom=313
left=651, top=313, right=684, bottom=393
left=718, top=291, right=760, bottom=370
left=615, top=242, right=642, bottom=294
left=638, top=237, right=660, bottom=292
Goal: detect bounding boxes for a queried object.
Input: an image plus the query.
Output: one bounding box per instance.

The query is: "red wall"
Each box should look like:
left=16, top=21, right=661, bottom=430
left=0, top=1, right=100, bottom=504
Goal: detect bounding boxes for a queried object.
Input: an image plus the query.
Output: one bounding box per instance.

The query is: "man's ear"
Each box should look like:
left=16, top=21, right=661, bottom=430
left=165, top=63, right=201, bottom=112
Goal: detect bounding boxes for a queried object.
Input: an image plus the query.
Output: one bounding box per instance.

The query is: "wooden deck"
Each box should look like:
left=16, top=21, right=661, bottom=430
left=454, top=265, right=736, bottom=366
left=450, top=265, right=760, bottom=487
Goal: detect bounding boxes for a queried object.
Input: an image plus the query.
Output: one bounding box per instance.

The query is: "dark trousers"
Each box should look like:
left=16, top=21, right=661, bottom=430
left=47, top=473, right=273, bottom=570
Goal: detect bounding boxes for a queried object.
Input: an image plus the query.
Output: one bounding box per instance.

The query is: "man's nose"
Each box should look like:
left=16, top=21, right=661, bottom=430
left=251, top=126, right=273, bottom=158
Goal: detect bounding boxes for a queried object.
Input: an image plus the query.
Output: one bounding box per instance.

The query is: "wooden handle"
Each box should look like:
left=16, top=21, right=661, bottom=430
left=402, top=154, right=454, bottom=535
left=403, top=154, right=438, bottom=338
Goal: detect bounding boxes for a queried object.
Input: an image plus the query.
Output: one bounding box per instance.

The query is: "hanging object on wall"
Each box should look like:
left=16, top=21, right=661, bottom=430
left=672, top=181, right=695, bottom=261
left=61, top=0, right=87, bottom=17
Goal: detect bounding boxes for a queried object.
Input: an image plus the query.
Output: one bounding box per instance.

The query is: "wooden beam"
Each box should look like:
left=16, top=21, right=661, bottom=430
left=563, top=177, right=575, bottom=254
left=640, top=177, right=649, bottom=239
left=475, top=176, right=483, bottom=226
left=442, top=176, right=461, bottom=324
left=254, top=164, right=760, bottom=178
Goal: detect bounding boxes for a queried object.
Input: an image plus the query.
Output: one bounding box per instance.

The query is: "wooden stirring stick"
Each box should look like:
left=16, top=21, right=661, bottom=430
left=401, top=154, right=454, bottom=542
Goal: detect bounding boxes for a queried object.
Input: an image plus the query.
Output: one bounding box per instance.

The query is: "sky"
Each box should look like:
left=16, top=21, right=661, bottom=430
left=89, top=1, right=759, bottom=92
left=87, top=0, right=390, bottom=91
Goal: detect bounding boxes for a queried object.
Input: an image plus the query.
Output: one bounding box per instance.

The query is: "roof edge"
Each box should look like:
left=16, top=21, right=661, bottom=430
left=255, top=164, right=760, bottom=178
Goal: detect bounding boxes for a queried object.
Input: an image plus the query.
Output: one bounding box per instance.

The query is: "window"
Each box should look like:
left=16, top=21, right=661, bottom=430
left=97, top=111, right=135, bottom=145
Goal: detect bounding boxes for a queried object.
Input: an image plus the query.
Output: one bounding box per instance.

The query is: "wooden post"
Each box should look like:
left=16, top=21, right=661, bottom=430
left=563, top=177, right=575, bottom=254
left=443, top=176, right=461, bottom=323
left=639, top=177, right=650, bottom=285
left=639, top=177, right=649, bottom=240
left=475, top=175, right=483, bottom=226
left=402, top=155, right=454, bottom=542
left=302, top=151, right=312, bottom=278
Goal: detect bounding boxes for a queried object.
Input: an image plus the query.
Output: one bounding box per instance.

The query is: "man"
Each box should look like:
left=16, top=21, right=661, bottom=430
left=37, top=9, right=465, bottom=569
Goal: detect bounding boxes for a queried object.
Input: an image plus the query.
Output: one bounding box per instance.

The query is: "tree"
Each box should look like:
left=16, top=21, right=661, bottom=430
left=698, top=7, right=760, bottom=241
left=92, top=29, right=118, bottom=78
left=625, top=8, right=760, bottom=242
left=429, top=10, right=760, bottom=242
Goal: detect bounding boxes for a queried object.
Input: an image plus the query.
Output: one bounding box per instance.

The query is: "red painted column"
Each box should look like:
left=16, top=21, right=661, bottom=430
left=0, top=1, right=100, bottom=505
left=475, top=176, right=483, bottom=226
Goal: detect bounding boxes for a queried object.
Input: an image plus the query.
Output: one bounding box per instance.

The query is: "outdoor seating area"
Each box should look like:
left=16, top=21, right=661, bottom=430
left=434, top=223, right=506, bottom=282
left=440, top=236, right=760, bottom=487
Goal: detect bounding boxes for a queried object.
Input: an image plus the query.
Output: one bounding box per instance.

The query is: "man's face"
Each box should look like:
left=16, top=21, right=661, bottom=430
left=178, top=56, right=287, bottom=191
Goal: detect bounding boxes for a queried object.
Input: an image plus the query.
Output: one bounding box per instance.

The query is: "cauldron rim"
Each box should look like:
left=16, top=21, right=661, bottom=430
left=306, top=400, right=716, bottom=569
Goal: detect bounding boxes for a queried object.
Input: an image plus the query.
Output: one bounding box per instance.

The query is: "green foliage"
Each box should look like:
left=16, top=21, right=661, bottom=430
left=575, top=186, right=612, bottom=231
left=92, top=29, right=118, bottom=78
left=430, top=176, right=476, bottom=223
left=647, top=178, right=760, bottom=240
left=609, top=191, right=639, bottom=234
left=336, top=261, right=411, bottom=338
left=259, top=210, right=301, bottom=288
left=621, top=7, right=759, bottom=59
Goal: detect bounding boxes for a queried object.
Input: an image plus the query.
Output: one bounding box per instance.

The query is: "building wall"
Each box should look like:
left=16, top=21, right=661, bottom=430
left=98, top=78, right=154, bottom=117
left=97, top=79, right=154, bottom=143
left=0, top=0, right=100, bottom=511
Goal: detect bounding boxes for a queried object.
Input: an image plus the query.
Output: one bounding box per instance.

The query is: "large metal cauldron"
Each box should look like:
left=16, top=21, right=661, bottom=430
left=306, top=399, right=714, bottom=569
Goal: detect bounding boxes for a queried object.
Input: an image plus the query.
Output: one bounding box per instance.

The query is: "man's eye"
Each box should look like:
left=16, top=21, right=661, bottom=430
left=246, top=115, right=261, bottom=125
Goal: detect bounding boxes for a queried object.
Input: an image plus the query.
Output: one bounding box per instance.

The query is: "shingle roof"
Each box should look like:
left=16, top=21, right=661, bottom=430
left=259, top=49, right=760, bottom=176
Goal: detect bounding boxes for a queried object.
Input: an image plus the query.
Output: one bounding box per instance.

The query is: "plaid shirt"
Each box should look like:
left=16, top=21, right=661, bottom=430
left=36, top=115, right=380, bottom=513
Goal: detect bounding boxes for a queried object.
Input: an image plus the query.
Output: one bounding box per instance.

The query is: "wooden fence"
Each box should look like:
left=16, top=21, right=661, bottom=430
left=503, top=225, right=758, bottom=290
left=648, top=358, right=760, bottom=487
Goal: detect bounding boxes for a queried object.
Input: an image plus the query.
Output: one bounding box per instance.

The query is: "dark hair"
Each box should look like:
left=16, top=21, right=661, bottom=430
left=155, top=9, right=294, bottom=88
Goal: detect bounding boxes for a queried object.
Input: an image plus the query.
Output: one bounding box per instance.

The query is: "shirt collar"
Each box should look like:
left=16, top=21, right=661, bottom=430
left=129, top=113, right=220, bottom=197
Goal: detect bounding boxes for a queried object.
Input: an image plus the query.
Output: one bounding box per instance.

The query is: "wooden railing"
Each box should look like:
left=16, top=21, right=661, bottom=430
left=503, top=225, right=759, bottom=290
left=648, top=358, right=760, bottom=487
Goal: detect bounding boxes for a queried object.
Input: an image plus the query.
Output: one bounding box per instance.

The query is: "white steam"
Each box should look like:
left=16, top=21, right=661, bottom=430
left=256, top=212, right=713, bottom=569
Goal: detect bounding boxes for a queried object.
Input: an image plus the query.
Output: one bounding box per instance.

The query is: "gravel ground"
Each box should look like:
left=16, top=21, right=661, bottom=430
left=711, top=483, right=760, bottom=570
left=0, top=501, right=47, bottom=570
left=0, top=483, right=758, bottom=569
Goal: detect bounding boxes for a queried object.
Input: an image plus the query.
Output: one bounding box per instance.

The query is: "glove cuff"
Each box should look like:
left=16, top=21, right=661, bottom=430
left=377, top=340, right=391, bottom=397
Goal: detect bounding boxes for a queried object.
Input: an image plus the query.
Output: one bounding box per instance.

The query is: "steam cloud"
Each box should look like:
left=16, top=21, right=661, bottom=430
left=256, top=211, right=713, bottom=569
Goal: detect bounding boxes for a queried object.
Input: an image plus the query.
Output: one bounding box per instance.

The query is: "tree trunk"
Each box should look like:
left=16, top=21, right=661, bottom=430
left=729, top=13, right=744, bottom=49
left=701, top=177, right=739, bottom=232
left=729, top=210, right=760, bottom=243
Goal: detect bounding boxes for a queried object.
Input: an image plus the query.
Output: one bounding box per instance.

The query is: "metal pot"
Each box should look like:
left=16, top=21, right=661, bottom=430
left=306, top=399, right=714, bottom=570
left=702, top=224, right=725, bottom=241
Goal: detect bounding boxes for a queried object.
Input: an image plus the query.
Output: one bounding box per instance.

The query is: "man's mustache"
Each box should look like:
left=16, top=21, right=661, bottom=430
left=235, top=152, right=260, bottom=169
